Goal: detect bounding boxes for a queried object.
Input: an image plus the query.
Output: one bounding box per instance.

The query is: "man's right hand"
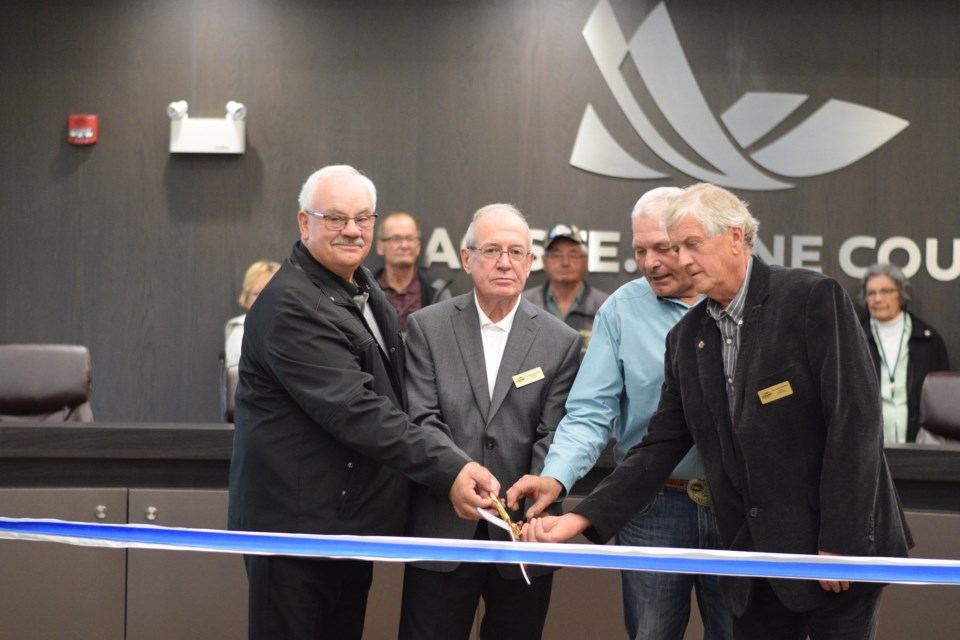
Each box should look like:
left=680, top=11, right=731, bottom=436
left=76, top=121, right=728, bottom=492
left=506, top=475, right=563, bottom=520
left=448, top=461, right=500, bottom=520
left=520, top=513, right=591, bottom=543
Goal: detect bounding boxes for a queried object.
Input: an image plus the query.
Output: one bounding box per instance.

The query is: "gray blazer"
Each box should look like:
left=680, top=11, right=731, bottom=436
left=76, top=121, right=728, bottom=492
left=404, top=293, right=582, bottom=576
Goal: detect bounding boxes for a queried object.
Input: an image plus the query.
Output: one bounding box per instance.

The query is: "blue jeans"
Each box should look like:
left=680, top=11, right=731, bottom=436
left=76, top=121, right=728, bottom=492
left=616, top=487, right=733, bottom=640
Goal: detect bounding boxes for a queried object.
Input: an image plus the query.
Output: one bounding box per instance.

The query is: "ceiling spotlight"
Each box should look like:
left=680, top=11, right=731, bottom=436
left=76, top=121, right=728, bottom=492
left=225, top=100, right=247, bottom=121
left=166, top=100, right=189, bottom=120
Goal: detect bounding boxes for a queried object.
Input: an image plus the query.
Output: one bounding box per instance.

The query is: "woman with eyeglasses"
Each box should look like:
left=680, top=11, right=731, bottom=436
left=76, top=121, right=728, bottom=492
left=858, top=262, right=949, bottom=442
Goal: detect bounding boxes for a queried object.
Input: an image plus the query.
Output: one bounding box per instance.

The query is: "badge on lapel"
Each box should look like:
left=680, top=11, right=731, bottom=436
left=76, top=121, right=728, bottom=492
left=513, top=367, right=544, bottom=388
left=758, top=380, right=794, bottom=404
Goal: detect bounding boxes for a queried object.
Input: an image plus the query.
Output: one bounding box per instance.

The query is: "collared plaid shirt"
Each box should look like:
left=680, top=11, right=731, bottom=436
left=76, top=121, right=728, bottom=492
left=705, top=257, right=754, bottom=418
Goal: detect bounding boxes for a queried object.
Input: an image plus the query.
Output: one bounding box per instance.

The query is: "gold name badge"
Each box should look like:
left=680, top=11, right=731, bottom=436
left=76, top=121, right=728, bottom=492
left=513, top=367, right=545, bottom=388
left=758, top=380, right=793, bottom=405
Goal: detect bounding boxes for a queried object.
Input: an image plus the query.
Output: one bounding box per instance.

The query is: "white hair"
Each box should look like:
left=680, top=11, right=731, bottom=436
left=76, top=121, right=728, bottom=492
left=631, top=186, right=684, bottom=221
left=663, top=183, right=759, bottom=248
left=463, top=203, right=531, bottom=250
left=297, top=165, right=377, bottom=211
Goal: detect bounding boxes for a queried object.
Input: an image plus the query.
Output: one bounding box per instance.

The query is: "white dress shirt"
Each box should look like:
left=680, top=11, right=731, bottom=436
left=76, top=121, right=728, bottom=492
left=475, top=292, right=520, bottom=400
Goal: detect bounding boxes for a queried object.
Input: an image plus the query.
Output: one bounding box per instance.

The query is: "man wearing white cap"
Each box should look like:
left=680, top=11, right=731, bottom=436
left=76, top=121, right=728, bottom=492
left=524, top=223, right=608, bottom=350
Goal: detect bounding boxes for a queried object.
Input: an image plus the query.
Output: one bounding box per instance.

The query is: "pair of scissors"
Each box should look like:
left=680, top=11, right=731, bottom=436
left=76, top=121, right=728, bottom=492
left=488, top=491, right=523, bottom=538
left=477, top=492, right=531, bottom=585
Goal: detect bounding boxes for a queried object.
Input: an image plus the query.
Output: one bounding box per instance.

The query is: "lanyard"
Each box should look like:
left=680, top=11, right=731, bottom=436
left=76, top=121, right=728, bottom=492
left=871, top=318, right=907, bottom=393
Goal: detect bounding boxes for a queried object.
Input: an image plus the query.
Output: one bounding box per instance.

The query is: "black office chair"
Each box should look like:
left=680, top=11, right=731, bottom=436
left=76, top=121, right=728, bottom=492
left=0, top=343, right=94, bottom=422
left=918, top=371, right=960, bottom=443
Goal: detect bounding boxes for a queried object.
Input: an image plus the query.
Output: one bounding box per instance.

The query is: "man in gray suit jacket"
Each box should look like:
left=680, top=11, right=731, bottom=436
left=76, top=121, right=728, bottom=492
left=398, top=204, right=583, bottom=640
left=523, top=184, right=912, bottom=640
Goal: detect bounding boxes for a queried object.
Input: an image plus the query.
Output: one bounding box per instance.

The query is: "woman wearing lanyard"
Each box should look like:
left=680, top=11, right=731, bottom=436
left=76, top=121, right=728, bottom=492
left=859, top=263, right=950, bottom=443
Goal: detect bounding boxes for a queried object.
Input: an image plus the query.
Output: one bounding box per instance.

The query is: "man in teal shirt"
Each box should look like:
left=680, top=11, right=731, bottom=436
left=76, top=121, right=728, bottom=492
left=509, top=187, right=732, bottom=640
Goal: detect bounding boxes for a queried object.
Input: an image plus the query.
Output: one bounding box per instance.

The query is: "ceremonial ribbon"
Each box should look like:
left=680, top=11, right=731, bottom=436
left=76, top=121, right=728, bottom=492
left=1, top=517, right=959, bottom=585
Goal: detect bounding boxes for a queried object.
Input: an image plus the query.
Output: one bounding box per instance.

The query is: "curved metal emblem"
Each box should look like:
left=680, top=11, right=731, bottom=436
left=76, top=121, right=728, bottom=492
left=687, top=478, right=712, bottom=508
left=570, top=0, right=909, bottom=190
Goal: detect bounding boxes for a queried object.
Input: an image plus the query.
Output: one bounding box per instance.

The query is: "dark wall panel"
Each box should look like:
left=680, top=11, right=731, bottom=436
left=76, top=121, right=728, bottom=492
left=1, top=0, right=957, bottom=421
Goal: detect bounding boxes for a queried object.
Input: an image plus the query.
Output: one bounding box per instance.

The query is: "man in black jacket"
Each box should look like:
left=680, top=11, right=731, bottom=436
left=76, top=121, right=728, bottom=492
left=228, top=165, right=499, bottom=640
left=523, top=183, right=912, bottom=640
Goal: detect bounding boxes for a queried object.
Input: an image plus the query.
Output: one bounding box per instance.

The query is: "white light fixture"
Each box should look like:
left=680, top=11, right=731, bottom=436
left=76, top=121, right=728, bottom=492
left=167, top=99, right=246, bottom=154
left=225, top=100, right=246, bottom=121
left=166, top=100, right=189, bottom=120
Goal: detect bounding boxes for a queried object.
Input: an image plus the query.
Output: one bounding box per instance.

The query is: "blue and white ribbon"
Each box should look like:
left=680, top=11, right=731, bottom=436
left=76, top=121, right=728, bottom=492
left=1, top=517, right=959, bottom=585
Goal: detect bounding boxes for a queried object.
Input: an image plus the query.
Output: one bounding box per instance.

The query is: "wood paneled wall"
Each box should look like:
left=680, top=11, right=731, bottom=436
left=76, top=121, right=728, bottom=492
left=1, top=0, right=957, bottom=421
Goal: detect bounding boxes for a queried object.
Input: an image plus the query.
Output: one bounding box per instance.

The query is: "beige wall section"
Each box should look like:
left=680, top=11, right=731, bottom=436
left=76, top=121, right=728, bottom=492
left=0, top=488, right=248, bottom=640
left=0, top=488, right=128, bottom=640
left=878, top=511, right=960, bottom=638
left=125, top=489, right=248, bottom=640
left=364, top=562, right=405, bottom=638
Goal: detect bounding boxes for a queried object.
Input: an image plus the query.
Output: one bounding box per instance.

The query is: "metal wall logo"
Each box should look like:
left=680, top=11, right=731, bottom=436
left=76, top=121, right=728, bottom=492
left=570, top=1, right=909, bottom=190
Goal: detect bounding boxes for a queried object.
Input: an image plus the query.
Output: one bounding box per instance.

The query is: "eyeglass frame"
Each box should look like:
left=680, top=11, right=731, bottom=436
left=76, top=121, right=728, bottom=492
left=304, top=209, right=378, bottom=231
left=379, top=234, right=420, bottom=245
left=466, top=244, right=531, bottom=263
left=543, top=249, right=586, bottom=261
left=865, top=287, right=899, bottom=298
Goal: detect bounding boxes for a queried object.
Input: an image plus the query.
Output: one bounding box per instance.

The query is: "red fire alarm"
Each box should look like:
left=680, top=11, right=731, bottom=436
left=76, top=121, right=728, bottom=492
left=68, top=114, right=99, bottom=145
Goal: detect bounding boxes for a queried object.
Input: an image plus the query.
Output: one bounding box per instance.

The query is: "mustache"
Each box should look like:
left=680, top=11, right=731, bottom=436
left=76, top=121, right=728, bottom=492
left=332, top=237, right=365, bottom=248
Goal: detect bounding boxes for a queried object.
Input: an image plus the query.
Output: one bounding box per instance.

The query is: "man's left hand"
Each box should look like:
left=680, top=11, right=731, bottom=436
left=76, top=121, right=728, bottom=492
left=506, top=474, right=563, bottom=520
left=817, top=550, right=851, bottom=592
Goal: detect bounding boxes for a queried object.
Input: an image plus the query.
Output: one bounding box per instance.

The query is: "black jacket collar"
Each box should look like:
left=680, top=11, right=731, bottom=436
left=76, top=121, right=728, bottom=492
left=291, top=241, right=376, bottom=302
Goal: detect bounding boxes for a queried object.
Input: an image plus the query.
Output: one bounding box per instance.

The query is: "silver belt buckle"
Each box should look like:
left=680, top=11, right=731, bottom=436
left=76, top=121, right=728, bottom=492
left=686, top=478, right=712, bottom=507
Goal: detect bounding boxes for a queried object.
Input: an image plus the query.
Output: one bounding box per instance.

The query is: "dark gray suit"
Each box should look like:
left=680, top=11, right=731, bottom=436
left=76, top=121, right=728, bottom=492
left=399, top=293, right=581, bottom=639
left=574, top=258, right=912, bottom=620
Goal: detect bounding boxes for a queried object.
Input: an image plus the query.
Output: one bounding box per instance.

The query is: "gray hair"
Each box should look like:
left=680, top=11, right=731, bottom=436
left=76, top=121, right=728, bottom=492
left=297, top=165, right=377, bottom=212
left=464, top=203, right=531, bottom=250
left=631, top=186, right=684, bottom=221
left=663, top=183, right=759, bottom=248
left=858, top=262, right=912, bottom=309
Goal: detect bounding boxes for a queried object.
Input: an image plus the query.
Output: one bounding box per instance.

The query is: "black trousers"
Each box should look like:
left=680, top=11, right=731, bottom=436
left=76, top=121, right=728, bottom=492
left=398, top=561, right=553, bottom=640
left=244, top=555, right=374, bottom=640
left=734, top=579, right=884, bottom=640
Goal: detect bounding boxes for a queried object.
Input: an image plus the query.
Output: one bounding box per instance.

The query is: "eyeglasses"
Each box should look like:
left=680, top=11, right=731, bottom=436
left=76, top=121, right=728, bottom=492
left=866, top=288, right=898, bottom=298
left=467, top=245, right=530, bottom=263
left=380, top=235, right=420, bottom=245
left=304, top=210, right=378, bottom=231
left=544, top=250, right=585, bottom=261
